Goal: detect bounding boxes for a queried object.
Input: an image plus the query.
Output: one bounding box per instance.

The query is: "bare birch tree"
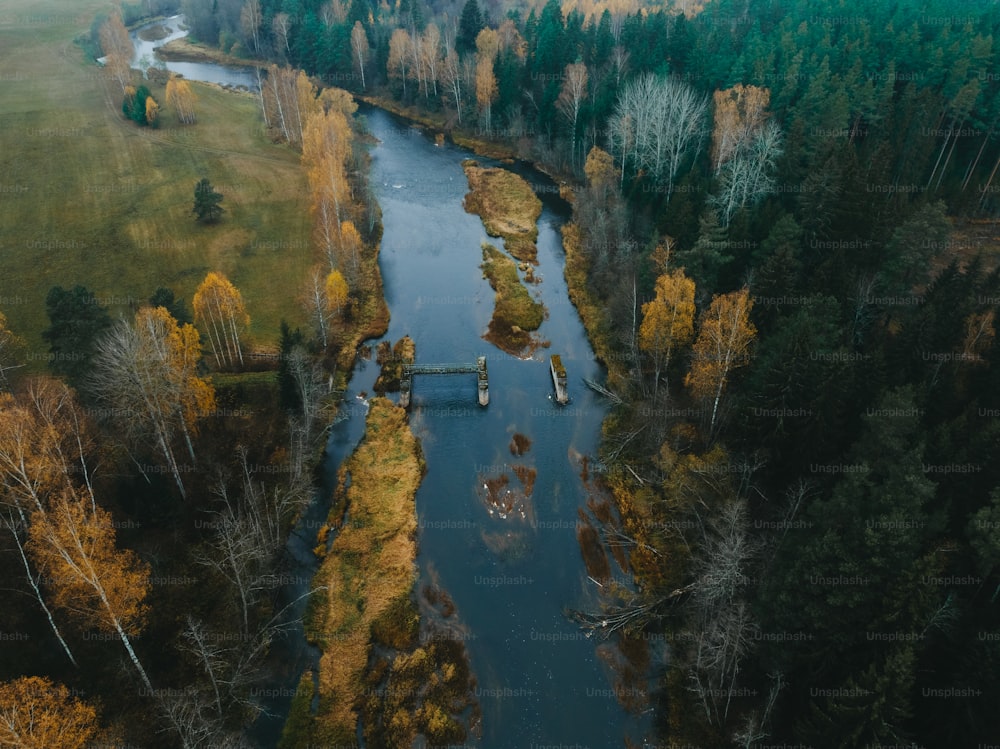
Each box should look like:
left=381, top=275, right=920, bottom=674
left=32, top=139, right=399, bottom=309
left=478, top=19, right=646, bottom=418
left=712, top=120, right=783, bottom=225
left=350, top=21, right=370, bottom=90
left=557, top=62, right=589, bottom=170
left=606, top=73, right=708, bottom=200
left=442, top=49, right=464, bottom=122
left=88, top=308, right=216, bottom=499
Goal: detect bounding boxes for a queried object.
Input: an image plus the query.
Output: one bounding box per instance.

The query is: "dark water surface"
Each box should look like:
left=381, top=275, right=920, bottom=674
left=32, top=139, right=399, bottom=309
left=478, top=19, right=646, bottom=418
left=361, top=106, right=644, bottom=747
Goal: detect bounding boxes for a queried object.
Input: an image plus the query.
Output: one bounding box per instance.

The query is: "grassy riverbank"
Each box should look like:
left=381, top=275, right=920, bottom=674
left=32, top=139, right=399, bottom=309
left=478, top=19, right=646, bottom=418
left=154, top=37, right=255, bottom=67
left=481, top=243, right=545, bottom=356
left=0, top=3, right=311, bottom=369
left=560, top=223, right=627, bottom=388
left=463, top=160, right=542, bottom=262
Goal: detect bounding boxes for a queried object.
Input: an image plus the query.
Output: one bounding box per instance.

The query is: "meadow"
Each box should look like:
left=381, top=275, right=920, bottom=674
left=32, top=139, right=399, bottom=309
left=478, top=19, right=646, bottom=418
left=0, top=0, right=312, bottom=372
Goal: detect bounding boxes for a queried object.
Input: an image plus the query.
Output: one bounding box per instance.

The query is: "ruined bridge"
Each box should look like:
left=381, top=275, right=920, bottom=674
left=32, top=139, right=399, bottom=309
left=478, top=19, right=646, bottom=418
left=399, top=356, right=489, bottom=408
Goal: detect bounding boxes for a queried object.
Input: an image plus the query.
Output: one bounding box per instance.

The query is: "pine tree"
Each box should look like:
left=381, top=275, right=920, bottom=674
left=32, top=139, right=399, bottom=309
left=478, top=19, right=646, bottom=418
left=675, top=208, right=731, bottom=303
left=192, top=177, right=224, bottom=223
left=457, top=0, right=484, bottom=54
left=41, top=286, right=112, bottom=390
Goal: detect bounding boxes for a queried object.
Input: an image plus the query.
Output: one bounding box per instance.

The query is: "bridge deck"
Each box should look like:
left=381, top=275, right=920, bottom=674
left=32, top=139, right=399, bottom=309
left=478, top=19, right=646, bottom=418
left=404, top=363, right=480, bottom=375
left=400, top=357, right=489, bottom=408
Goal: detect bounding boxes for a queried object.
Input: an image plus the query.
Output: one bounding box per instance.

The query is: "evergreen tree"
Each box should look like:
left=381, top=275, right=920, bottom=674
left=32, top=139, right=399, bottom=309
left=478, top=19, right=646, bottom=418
left=149, top=287, right=193, bottom=325
left=41, top=286, right=113, bottom=391
left=122, top=84, right=152, bottom=125
left=192, top=178, right=225, bottom=223
left=277, top=321, right=306, bottom=412
left=759, top=387, right=941, bottom=737
left=675, top=208, right=731, bottom=303
left=457, top=0, right=484, bottom=54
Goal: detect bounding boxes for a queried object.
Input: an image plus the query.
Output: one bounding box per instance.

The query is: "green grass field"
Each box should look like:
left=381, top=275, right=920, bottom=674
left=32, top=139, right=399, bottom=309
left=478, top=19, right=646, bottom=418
left=0, top=0, right=312, bottom=372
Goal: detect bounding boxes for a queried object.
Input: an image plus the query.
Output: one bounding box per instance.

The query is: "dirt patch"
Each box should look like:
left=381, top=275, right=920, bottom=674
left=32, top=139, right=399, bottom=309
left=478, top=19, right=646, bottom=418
left=509, top=432, right=532, bottom=456
left=577, top=509, right=611, bottom=582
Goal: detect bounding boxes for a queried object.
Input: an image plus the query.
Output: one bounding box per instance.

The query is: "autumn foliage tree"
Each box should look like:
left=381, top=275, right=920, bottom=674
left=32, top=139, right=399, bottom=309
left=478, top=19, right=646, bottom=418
left=0, top=383, right=92, bottom=666
left=304, top=266, right=348, bottom=348
left=326, top=268, right=349, bottom=317
left=709, top=85, right=782, bottom=225
left=166, top=77, right=197, bottom=124
left=122, top=85, right=156, bottom=126
left=88, top=307, right=216, bottom=499
left=302, top=103, right=360, bottom=270
left=351, top=21, right=370, bottom=90
left=711, top=85, right=771, bottom=173
left=338, top=219, right=362, bottom=280
left=99, top=12, right=133, bottom=94
left=0, top=311, right=24, bottom=391
left=193, top=272, right=249, bottom=369
left=639, top=267, right=696, bottom=399
left=685, top=288, right=757, bottom=434
left=387, top=28, right=412, bottom=98
left=475, top=30, right=499, bottom=132
left=261, top=65, right=319, bottom=147
left=29, top=489, right=150, bottom=650
left=0, top=676, right=99, bottom=748
left=144, top=95, right=159, bottom=127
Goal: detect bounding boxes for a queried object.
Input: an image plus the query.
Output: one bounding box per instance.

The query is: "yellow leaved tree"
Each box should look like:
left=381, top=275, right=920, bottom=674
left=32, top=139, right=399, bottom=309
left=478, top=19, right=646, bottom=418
left=685, top=288, right=756, bottom=434
left=711, top=84, right=771, bottom=173
left=193, top=272, right=250, bottom=369
left=302, top=108, right=353, bottom=268
left=144, top=95, right=159, bottom=126
left=166, top=77, right=197, bottom=124
left=304, top=266, right=349, bottom=348
left=0, top=676, right=99, bottom=748
left=326, top=268, right=349, bottom=318
left=89, top=306, right=216, bottom=499
left=639, top=267, right=696, bottom=399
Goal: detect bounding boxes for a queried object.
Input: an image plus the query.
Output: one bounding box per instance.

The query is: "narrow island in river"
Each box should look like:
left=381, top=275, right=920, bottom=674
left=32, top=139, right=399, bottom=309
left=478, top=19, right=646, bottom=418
left=480, top=243, right=546, bottom=356
left=291, top=395, right=478, bottom=747
left=462, top=160, right=543, bottom=263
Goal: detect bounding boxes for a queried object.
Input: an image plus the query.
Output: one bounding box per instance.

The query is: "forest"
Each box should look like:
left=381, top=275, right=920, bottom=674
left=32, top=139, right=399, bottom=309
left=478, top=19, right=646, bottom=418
left=2, top=0, right=1000, bottom=745
left=186, top=0, right=1000, bottom=744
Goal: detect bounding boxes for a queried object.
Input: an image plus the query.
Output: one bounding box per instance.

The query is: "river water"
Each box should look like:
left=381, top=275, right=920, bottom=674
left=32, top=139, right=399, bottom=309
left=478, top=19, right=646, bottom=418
left=128, top=16, right=647, bottom=746
left=128, top=14, right=259, bottom=90
left=355, top=107, right=647, bottom=747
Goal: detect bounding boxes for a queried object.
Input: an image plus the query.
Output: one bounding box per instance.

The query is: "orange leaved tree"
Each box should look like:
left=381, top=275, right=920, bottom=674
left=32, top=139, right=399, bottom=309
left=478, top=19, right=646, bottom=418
left=193, top=272, right=249, bottom=370
left=29, top=489, right=150, bottom=678
left=639, top=268, right=696, bottom=399
left=685, top=288, right=757, bottom=434
left=89, top=307, right=216, bottom=499
left=0, top=676, right=98, bottom=748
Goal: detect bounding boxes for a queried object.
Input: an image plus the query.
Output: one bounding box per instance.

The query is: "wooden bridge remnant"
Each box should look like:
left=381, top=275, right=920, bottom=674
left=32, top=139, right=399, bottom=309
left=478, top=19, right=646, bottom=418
left=399, top=356, right=489, bottom=408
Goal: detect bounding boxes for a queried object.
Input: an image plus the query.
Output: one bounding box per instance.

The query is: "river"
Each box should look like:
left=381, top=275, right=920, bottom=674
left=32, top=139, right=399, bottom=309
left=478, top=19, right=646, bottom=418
left=128, top=14, right=260, bottom=90
left=359, top=106, right=647, bottom=746
left=129, top=16, right=649, bottom=747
